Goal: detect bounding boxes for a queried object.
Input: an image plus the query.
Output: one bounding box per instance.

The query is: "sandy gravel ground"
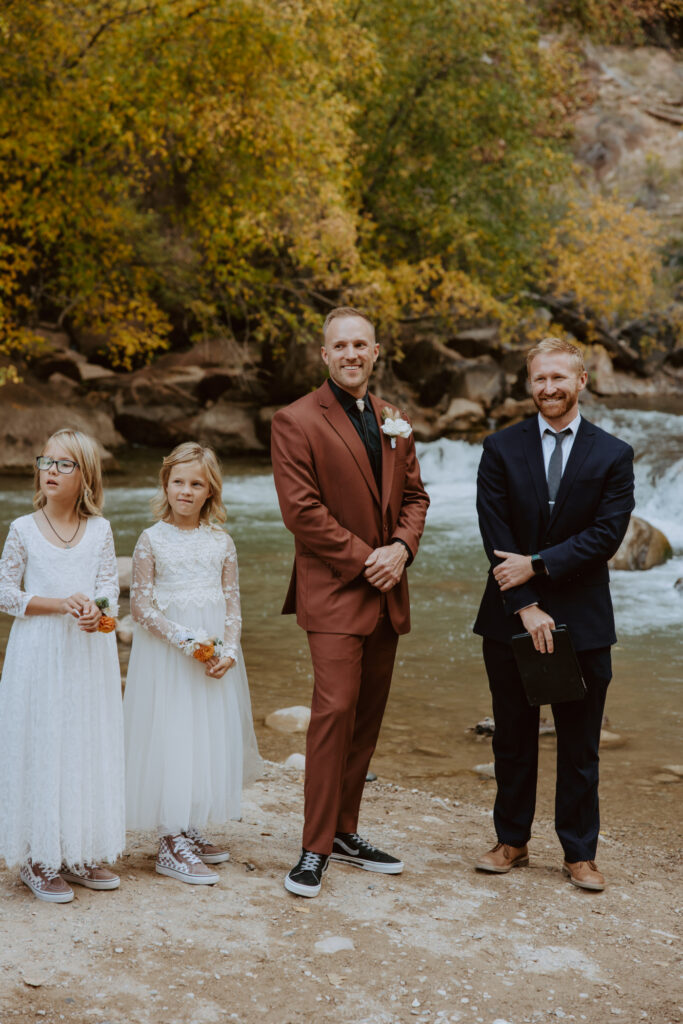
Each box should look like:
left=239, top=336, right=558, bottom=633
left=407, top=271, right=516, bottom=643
left=0, top=764, right=681, bottom=1024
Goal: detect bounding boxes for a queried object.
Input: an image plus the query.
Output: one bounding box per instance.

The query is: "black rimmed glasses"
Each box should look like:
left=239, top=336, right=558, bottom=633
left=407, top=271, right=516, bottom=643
left=35, top=456, right=80, bottom=475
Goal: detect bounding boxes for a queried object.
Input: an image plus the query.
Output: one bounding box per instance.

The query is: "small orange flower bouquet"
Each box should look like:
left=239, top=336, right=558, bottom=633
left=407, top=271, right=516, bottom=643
left=95, top=597, right=117, bottom=633
left=180, top=636, right=224, bottom=661
left=192, top=642, right=215, bottom=663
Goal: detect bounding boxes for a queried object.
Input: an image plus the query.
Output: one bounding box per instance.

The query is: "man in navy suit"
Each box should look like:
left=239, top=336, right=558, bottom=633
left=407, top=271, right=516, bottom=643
left=473, top=337, right=634, bottom=891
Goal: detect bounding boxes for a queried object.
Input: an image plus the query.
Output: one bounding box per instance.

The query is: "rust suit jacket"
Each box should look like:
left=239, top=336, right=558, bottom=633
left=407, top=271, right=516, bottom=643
left=271, top=379, right=430, bottom=636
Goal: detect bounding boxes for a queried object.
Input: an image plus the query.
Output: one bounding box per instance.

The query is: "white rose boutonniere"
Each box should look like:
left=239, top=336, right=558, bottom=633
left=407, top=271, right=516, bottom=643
left=380, top=407, right=413, bottom=448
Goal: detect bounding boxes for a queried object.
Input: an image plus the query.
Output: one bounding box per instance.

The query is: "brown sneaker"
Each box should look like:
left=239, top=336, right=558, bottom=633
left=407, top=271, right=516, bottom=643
left=20, top=862, right=74, bottom=903
left=156, top=834, right=219, bottom=885
left=184, top=827, right=230, bottom=864
left=61, top=864, right=120, bottom=890
left=475, top=842, right=529, bottom=873
left=562, top=860, right=605, bottom=891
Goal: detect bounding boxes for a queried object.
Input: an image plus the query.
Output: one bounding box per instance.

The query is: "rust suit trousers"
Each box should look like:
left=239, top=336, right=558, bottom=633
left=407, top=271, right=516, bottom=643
left=303, top=613, right=399, bottom=854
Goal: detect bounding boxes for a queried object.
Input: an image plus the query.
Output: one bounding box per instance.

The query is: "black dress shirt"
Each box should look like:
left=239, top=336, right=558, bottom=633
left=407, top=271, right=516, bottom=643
left=328, top=378, right=382, bottom=490
left=328, top=377, right=412, bottom=564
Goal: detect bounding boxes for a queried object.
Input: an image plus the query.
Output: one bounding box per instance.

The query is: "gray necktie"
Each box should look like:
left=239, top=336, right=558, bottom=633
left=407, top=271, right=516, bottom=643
left=545, top=427, right=572, bottom=504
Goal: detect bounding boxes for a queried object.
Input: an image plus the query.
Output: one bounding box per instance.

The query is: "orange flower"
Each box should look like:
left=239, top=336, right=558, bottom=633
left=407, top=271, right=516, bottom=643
left=193, top=642, right=215, bottom=662
left=98, top=615, right=116, bottom=634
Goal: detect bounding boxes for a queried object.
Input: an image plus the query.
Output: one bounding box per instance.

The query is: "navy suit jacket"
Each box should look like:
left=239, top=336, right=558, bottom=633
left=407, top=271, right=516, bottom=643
left=473, top=415, right=635, bottom=652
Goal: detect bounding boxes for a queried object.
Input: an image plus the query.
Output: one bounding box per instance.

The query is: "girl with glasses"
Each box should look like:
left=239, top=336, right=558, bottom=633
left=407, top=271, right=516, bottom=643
left=0, top=429, right=125, bottom=902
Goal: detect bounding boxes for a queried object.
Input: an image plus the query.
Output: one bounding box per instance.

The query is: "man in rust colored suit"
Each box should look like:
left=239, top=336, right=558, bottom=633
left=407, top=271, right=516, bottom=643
left=271, top=307, right=429, bottom=897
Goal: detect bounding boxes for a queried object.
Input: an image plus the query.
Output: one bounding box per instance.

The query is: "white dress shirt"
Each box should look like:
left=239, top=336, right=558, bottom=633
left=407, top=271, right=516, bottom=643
left=538, top=410, right=581, bottom=480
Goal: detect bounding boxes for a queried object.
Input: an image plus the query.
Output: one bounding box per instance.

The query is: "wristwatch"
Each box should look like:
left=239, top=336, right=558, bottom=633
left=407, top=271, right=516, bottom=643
left=531, top=554, right=547, bottom=576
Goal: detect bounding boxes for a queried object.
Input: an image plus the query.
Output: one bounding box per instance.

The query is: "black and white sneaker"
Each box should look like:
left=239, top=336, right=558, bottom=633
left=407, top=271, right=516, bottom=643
left=330, top=832, right=404, bottom=874
left=284, top=849, right=329, bottom=897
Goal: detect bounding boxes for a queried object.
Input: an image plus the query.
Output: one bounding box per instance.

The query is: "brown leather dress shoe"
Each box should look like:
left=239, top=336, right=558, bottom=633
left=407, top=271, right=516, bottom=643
left=475, top=841, right=529, bottom=873
left=562, top=860, right=605, bottom=891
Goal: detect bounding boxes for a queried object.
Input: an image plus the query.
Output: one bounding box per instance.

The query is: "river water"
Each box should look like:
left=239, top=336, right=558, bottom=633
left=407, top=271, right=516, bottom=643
left=0, top=403, right=681, bottom=833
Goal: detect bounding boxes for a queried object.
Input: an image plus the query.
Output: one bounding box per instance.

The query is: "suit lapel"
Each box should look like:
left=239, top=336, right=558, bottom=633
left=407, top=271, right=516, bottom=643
left=319, top=381, right=381, bottom=505
left=550, top=418, right=595, bottom=521
left=369, top=393, right=396, bottom=512
left=522, top=420, right=550, bottom=524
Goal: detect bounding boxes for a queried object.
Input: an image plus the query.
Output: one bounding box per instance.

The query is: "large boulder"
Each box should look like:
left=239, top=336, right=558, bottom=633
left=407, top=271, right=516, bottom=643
left=0, top=383, right=123, bottom=473
left=585, top=344, right=619, bottom=396
left=110, top=365, right=205, bottom=446
left=436, top=398, right=486, bottom=435
left=451, top=358, right=506, bottom=409
left=609, top=516, right=672, bottom=571
left=188, top=398, right=265, bottom=455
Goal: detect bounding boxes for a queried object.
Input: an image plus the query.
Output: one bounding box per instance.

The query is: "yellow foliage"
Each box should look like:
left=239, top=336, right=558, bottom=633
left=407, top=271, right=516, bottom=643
left=543, top=194, right=662, bottom=330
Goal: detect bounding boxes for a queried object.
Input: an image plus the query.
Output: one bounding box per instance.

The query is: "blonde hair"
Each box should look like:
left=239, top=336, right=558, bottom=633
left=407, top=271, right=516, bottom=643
left=33, top=429, right=104, bottom=517
left=152, top=442, right=226, bottom=525
left=526, top=336, right=585, bottom=376
left=322, top=306, right=376, bottom=343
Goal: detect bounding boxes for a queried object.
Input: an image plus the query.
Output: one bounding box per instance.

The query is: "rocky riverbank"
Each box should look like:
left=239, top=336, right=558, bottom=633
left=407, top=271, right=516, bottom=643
left=0, top=764, right=680, bottom=1024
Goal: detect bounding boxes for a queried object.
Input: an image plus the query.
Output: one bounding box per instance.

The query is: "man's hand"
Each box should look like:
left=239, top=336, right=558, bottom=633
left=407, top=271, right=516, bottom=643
left=518, top=605, right=556, bottom=653
left=364, top=543, right=409, bottom=592
left=493, top=550, right=534, bottom=591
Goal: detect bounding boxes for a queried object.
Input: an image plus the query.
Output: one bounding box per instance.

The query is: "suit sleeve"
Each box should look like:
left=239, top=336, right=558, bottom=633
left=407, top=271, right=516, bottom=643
left=271, top=408, right=374, bottom=585
left=476, top=436, right=539, bottom=615
left=541, top=444, right=635, bottom=579
left=388, top=435, right=430, bottom=560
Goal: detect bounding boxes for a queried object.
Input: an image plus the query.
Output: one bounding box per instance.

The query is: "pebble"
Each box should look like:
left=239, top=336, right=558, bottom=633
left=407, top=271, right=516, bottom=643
left=652, top=773, right=679, bottom=784
left=473, top=763, right=495, bottom=778
left=314, top=936, right=355, bottom=954
left=661, top=764, right=683, bottom=777
left=284, top=753, right=306, bottom=770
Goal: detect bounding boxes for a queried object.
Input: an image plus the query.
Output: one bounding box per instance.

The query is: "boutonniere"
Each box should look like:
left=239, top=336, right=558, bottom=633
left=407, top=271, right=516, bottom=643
left=380, top=407, right=412, bottom=448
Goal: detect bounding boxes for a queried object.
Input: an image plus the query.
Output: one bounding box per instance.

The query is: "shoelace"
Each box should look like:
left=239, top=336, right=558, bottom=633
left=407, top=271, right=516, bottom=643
left=170, top=834, right=202, bottom=864
left=29, top=863, right=60, bottom=883
left=184, top=827, right=207, bottom=846
left=299, top=850, right=326, bottom=872
left=345, top=833, right=378, bottom=854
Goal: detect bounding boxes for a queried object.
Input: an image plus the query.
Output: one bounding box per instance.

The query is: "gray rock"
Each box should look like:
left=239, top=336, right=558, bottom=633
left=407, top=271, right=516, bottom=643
left=265, top=706, right=311, bottom=733
left=0, top=383, right=123, bottom=473
left=314, top=936, right=355, bottom=954
left=115, top=614, right=134, bottom=646
left=188, top=399, right=265, bottom=455
left=436, top=398, right=486, bottom=434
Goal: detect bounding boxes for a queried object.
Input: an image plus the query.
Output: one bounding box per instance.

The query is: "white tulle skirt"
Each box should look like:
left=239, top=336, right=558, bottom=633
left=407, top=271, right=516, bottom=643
left=0, top=615, right=125, bottom=869
left=123, top=598, right=261, bottom=834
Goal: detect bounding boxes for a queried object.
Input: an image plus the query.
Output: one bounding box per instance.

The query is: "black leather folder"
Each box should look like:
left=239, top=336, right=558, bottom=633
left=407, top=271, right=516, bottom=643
left=511, top=625, right=587, bottom=707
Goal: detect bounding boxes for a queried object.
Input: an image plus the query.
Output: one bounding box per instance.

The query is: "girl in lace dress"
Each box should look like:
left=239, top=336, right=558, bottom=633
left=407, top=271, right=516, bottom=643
left=123, top=442, right=260, bottom=885
left=0, top=429, right=125, bottom=902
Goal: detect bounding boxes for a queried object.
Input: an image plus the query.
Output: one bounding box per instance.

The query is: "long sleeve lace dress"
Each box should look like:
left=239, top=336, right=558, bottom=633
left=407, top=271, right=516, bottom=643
left=123, top=521, right=260, bottom=834
left=0, top=514, right=125, bottom=869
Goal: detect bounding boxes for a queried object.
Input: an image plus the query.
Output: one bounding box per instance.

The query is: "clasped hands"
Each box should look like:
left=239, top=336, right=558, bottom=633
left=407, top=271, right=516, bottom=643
left=60, top=592, right=102, bottom=632
left=363, top=542, right=409, bottom=593
left=492, top=549, right=556, bottom=653
left=203, top=655, right=235, bottom=680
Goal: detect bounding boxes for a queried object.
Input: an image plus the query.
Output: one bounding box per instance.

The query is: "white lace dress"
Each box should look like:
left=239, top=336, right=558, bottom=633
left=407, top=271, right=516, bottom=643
left=123, top=520, right=260, bottom=834
left=0, top=514, right=125, bottom=869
